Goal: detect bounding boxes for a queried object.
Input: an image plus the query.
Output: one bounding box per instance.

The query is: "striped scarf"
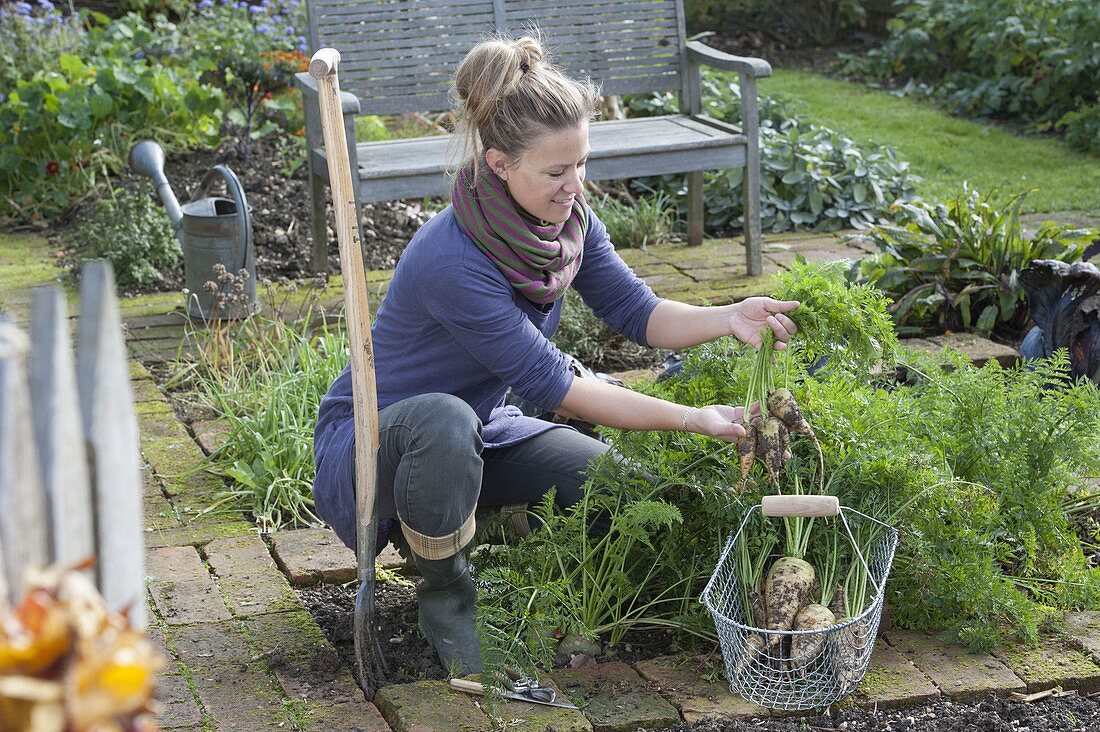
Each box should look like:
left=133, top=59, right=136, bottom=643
left=452, top=162, right=587, bottom=305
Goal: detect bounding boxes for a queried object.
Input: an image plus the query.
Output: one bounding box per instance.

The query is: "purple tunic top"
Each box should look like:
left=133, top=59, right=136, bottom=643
left=312, top=205, right=660, bottom=546
left=315, top=205, right=660, bottom=446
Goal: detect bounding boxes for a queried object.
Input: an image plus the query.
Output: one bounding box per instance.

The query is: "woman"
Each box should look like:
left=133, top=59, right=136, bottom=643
left=313, top=34, right=799, bottom=674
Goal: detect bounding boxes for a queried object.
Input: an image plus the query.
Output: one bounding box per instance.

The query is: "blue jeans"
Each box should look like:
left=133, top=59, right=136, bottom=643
left=313, top=393, right=609, bottom=557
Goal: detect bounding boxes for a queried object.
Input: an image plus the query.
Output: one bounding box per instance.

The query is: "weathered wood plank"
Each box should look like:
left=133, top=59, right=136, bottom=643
left=30, top=287, right=95, bottom=568
left=78, top=262, right=147, bottom=628
left=315, top=0, right=683, bottom=116
left=352, top=116, right=743, bottom=180
left=0, top=524, right=6, bottom=607
left=326, top=16, right=677, bottom=55
left=324, top=114, right=745, bottom=201
left=0, top=320, right=49, bottom=604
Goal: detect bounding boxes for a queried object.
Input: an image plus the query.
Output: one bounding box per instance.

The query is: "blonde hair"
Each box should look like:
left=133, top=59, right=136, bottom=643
left=451, top=33, right=600, bottom=177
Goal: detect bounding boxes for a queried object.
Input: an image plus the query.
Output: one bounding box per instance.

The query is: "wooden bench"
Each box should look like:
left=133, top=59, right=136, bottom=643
left=296, top=0, right=771, bottom=276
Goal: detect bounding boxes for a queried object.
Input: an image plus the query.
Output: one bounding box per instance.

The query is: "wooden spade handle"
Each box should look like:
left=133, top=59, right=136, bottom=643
left=309, top=48, right=340, bottom=78
left=309, top=47, right=380, bottom=578
left=761, top=495, right=839, bottom=517
left=450, top=678, right=487, bottom=696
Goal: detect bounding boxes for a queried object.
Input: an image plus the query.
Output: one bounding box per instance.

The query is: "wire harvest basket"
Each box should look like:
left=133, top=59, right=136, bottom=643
left=701, top=495, right=898, bottom=710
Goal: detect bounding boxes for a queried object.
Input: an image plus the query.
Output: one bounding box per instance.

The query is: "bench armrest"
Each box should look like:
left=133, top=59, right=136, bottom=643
left=294, top=71, right=361, bottom=115
left=686, top=41, right=771, bottom=79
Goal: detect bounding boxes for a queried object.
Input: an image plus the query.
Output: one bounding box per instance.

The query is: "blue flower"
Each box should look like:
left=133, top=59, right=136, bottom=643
left=12, top=2, right=33, bottom=16
left=249, top=4, right=264, bottom=14
left=297, top=39, right=308, bottom=53
left=36, top=0, right=55, bottom=11
left=256, top=23, right=271, bottom=33
left=198, top=0, right=213, bottom=8
left=135, top=50, right=146, bottom=59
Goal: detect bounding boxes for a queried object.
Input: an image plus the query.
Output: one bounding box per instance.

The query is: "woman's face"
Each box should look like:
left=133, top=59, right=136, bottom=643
left=487, top=123, right=590, bottom=225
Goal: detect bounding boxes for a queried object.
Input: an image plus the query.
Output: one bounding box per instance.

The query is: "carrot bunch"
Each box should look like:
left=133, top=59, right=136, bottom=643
left=737, top=330, right=823, bottom=489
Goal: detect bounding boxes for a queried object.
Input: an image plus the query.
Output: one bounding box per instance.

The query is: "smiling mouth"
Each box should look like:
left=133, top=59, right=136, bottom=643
left=552, top=197, right=574, bottom=206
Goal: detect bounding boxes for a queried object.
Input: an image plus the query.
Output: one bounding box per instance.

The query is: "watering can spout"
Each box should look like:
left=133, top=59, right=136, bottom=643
left=130, top=140, right=183, bottom=236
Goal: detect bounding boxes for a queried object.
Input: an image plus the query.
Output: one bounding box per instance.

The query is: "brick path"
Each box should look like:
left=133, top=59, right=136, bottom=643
left=4, top=230, right=1100, bottom=730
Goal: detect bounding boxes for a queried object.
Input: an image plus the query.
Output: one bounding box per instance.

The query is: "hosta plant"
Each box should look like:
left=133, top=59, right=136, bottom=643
left=628, top=71, right=918, bottom=235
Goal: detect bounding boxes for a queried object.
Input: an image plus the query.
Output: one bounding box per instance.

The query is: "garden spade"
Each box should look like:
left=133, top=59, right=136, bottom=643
left=309, top=47, right=387, bottom=698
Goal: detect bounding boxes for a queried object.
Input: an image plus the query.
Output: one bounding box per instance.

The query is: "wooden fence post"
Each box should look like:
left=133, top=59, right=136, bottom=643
left=78, top=263, right=146, bottom=628
left=30, top=287, right=96, bottom=570
left=0, top=320, right=50, bottom=606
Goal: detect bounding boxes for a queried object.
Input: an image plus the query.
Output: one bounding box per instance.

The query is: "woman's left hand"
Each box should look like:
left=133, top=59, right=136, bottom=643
left=687, top=404, right=749, bottom=443
left=728, top=297, right=800, bottom=350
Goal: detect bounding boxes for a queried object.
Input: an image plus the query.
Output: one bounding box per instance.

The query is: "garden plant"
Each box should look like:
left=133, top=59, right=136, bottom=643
left=854, top=185, right=1096, bottom=339
left=630, top=71, right=920, bottom=236
left=848, top=0, right=1100, bottom=154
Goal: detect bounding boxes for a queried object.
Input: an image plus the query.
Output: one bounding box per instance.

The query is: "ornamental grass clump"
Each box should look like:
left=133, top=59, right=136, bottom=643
left=171, top=281, right=342, bottom=531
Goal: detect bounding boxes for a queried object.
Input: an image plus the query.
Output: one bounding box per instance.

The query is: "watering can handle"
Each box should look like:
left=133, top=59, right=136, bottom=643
left=198, top=166, right=253, bottom=275
left=761, top=495, right=839, bottom=517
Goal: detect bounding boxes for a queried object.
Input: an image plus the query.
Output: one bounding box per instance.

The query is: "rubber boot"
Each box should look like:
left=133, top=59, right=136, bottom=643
left=412, top=549, right=483, bottom=674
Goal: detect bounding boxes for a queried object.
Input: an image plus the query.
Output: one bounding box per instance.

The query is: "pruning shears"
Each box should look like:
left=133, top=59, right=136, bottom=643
left=449, top=667, right=579, bottom=710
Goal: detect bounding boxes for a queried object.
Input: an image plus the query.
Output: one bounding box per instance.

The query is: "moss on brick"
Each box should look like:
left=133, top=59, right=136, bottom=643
left=117, top=292, right=187, bottom=319
left=0, top=232, right=65, bottom=298
left=995, top=636, right=1100, bottom=693
left=376, top=681, right=494, bottom=732
left=145, top=520, right=255, bottom=549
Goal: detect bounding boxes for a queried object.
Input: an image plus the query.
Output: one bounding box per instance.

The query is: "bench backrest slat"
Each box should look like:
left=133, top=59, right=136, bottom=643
left=310, top=0, right=686, bottom=117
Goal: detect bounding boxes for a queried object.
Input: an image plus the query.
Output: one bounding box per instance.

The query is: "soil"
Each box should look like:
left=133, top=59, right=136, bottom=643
left=298, top=579, right=1100, bottom=731
left=54, top=132, right=430, bottom=295
left=649, top=693, right=1100, bottom=731
left=295, top=563, right=1100, bottom=732
left=297, top=580, right=446, bottom=684
left=703, top=27, right=877, bottom=76
left=296, top=574, right=680, bottom=685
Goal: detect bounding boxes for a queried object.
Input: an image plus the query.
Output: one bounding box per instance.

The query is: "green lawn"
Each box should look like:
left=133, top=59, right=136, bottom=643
left=0, top=230, right=64, bottom=289
left=760, top=69, right=1100, bottom=213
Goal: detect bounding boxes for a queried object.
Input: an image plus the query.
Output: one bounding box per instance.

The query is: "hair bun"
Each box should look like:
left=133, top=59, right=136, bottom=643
left=513, top=36, right=545, bottom=73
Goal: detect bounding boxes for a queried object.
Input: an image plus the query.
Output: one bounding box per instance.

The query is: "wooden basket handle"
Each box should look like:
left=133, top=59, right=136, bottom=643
left=761, top=495, right=839, bottom=518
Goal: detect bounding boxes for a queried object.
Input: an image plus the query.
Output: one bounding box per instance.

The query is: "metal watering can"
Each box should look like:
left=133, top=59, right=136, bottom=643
left=130, top=140, right=258, bottom=319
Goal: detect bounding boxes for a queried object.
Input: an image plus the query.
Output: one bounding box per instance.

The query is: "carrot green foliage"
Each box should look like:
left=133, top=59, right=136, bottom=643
left=475, top=261, right=1100, bottom=674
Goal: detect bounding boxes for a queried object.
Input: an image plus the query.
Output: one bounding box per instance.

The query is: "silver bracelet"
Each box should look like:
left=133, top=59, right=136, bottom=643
left=682, top=408, right=695, bottom=431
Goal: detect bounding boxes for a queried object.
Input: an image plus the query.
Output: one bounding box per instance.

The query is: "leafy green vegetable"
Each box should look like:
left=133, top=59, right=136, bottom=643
left=773, top=258, right=898, bottom=375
